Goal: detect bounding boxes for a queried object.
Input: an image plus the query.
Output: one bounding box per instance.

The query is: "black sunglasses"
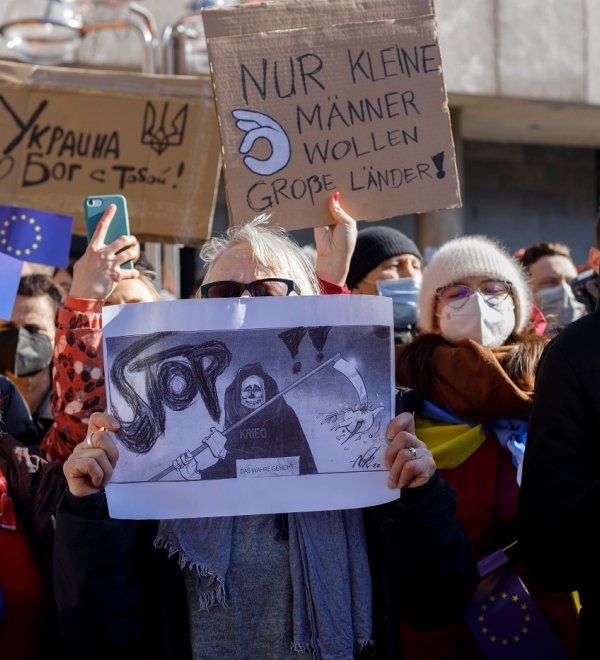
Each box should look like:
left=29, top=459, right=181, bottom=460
left=200, top=278, right=299, bottom=299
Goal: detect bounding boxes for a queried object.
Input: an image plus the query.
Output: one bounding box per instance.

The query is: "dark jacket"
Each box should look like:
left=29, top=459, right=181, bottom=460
left=0, top=432, right=67, bottom=658
left=519, top=311, right=600, bottom=659
left=396, top=334, right=578, bottom=658
left=53, top=474, right=478, bottom=660
left=0, top=374, right=48, bottom=446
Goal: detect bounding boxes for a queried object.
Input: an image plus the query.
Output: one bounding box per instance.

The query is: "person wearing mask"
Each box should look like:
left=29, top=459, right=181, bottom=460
left=518, top=213, right=600, bottom=659
left=519, top=241, right=586, bottom=331
left=395, top=235, right=578, bottom=658
left=0, top=274, right=63, bottom=444
left=53, top=214, right=478, bottom=659
left=347, top=226, right=423, bottom=344
left=570, top=211, right=600, bottom=314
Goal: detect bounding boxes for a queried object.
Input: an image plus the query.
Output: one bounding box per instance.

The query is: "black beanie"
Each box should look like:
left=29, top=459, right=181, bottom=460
left=347, top=226, right=423, bottom=289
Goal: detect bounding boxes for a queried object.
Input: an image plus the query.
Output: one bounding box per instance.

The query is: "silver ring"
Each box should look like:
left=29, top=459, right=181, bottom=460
left=86, top=432, right=95, bottom=448
left=407, top=446, right=417, bottom=460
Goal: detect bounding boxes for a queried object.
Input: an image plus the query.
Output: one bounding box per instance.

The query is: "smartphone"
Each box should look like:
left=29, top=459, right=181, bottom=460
left=84, top=194, right=133, bottom=269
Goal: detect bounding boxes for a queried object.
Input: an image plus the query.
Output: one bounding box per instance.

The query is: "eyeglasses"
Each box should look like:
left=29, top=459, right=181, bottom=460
left=435, top=280, right=513, bottom=310
left=200, top=278, right=299, bottom=299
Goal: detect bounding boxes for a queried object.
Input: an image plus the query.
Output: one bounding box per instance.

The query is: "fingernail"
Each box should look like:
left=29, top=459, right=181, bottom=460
left=333, top=191, right=340, bottom=202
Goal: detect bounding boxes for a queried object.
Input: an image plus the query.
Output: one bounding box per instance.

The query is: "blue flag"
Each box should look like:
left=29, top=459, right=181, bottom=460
left=0, top=252, right=23, bottom=320
left=0, top=205, right=73, bottom=268
left=465, top=549, right=565, bottom=659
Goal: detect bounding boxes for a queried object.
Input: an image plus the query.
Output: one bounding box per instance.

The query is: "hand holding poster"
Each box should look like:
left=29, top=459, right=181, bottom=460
left=203, top=0, right=460, bottom=230
left=101, top=295, right=396, bottom=519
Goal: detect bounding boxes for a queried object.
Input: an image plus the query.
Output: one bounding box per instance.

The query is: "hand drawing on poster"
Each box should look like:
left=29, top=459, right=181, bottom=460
left=102, top=296, right=396, bottom=519
left=233, top=109, right=291, bottom=176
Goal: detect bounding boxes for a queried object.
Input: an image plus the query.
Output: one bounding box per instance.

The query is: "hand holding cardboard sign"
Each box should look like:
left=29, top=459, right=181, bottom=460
left=314, top=192, right=357, bottom=286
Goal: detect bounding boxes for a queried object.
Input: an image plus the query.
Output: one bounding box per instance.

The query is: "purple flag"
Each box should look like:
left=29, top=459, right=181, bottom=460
left=465, top=549, right=565, bottom=659
left=0, top=205, right=73, bottom=268
left=0, top=252, right=23, bottom=320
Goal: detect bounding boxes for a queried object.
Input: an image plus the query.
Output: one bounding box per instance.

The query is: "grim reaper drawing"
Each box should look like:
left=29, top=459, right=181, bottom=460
left=174, top=362, right=317, bottom=480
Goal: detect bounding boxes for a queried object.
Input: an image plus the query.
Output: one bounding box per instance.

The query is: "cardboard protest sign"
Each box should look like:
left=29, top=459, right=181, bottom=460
left=0, top=61, right=221, bottom=245
left=203, top=0, right=460, bottom=231
left=101, top=295, right=395, bottom=519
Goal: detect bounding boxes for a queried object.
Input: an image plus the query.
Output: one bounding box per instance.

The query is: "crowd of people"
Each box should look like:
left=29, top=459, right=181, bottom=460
left=0, top=190, right=598, bottom=659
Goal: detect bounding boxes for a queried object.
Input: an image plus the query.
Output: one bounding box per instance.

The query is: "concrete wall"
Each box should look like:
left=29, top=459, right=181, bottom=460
left=436, top=0, right=598, bottom=105
left=2, top=1, right=600, bottom=107
left=462, top=142, right=597, bottom=265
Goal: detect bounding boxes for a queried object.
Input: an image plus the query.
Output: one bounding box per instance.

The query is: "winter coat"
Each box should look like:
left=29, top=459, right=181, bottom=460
left=519, top=311, right=600, bottom=659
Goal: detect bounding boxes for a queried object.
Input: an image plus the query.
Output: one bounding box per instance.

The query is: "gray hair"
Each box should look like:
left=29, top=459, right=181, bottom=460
left=200, top=215, right=321, bottom=296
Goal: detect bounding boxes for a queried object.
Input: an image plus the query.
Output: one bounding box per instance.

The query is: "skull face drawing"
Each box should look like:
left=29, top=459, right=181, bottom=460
left=241, top=375, right=265, bottom=410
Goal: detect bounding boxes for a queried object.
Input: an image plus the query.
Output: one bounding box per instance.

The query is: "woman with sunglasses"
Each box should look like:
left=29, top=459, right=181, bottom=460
left=41, top=194, right=354, bottom=462
left=395, top=235, right=578, bottom=658
left=52, top=207, right=479, bottom=659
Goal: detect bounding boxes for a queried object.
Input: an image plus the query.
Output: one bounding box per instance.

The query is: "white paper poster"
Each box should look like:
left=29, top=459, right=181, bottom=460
left=102, top=295, right=396, bottom=519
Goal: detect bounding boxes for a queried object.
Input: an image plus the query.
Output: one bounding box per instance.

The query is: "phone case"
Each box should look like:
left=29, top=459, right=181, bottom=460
left=84, top=194, right=133, bottom=269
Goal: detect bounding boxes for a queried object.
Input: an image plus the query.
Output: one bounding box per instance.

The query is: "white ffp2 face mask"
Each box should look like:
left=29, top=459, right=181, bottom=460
left=438, top=292, right=516, bottom=348
left=534, top=282, right=586, bottom=328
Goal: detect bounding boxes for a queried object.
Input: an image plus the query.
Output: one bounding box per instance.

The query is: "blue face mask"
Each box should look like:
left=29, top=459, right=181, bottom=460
left=376, top=276, right=421, bottom=329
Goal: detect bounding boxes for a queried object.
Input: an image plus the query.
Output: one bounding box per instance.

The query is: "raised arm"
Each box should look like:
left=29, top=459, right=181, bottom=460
left=314, top=192, right=357, bottom=288
left=41, top=207, right=142, bottom=461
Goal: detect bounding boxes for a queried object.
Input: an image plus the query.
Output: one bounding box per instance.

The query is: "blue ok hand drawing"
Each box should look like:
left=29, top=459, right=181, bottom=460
left=232, top=109, right=291, bottom=176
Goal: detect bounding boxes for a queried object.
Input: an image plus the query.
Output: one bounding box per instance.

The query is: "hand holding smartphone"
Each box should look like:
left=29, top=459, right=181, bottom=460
left=84, top=194, right=133, bottom=269
left=69, top=194, right=140, bottom=300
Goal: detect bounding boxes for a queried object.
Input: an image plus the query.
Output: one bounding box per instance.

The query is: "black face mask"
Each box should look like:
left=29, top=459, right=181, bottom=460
left=0, top=327, right=53, bottom=377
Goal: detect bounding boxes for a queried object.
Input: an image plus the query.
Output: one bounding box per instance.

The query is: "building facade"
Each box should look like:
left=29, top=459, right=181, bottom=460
left=1, top=0, right=598, bottom=272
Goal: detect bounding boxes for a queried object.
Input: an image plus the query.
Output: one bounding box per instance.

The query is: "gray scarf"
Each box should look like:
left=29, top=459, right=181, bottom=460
left=155, top=510, right=374, bottom=659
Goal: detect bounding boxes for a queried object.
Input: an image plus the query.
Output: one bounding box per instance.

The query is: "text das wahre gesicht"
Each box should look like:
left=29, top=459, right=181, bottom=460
left=239, top=42, right=441, bottom=211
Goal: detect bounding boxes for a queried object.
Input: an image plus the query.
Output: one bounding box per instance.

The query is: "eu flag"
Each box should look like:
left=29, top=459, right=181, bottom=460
left=0, top=252, right=23, bottom=320
left=465, top=549, right=565, bottom=659
left=0, top=205, right=73, bottom=268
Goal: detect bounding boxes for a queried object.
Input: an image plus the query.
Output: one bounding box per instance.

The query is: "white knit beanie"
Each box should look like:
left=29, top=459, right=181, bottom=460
left=419, top=235, right=532, bottom=334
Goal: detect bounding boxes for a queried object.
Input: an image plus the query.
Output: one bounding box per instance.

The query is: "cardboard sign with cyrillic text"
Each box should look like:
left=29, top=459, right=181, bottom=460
left=203, top=0, right=460, bottom=230
left=0, top=61, right=221, bottom=245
